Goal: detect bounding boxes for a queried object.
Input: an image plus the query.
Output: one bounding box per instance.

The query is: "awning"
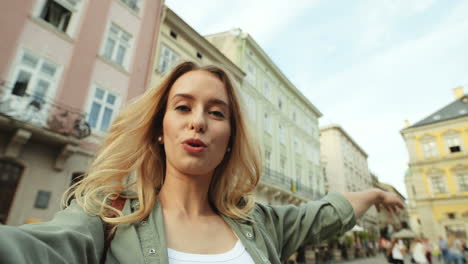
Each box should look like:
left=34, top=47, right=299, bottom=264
left=351, top=225, right=364, bottom=232
left=391, top=228, right=417, bottom=239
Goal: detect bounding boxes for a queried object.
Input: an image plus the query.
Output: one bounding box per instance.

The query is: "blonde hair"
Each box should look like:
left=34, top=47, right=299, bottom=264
left=64, top=62, right=261, bottom=226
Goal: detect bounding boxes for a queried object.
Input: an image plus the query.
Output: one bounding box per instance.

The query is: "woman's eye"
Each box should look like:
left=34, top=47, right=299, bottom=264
left=210, top=111, right=225, bottom=119
left=175, top=105, right=190, bottom=112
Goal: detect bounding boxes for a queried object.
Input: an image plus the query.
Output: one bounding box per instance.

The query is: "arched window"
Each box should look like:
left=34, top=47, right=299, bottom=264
left=0, top=160, right=24, bottom=224
left=66, top=172, right=84, bottom=205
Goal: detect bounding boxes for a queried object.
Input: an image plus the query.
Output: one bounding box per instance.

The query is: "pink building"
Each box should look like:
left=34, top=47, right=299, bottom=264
left=0, top=0, right=164, bottom=225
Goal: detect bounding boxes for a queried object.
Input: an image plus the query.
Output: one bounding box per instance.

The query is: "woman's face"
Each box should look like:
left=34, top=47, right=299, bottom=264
left=162, top=70, right=231, bottom=177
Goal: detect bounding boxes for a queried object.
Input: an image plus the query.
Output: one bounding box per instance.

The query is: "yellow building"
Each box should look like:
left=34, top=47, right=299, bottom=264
left=401, top=88, right=468, bottom=242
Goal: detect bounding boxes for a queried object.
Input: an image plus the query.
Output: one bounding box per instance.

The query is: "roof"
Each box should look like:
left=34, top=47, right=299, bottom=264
left=377, top=182, right=406, bottom=200
left=320, top=124, right=368, bottom=158
left=163, top=7, right=245, bottom=80
left=408, top=95, right=468, bottom=128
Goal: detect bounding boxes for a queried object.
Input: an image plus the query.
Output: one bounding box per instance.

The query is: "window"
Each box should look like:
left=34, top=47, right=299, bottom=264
left=430, top=175, right=447, bottom=194
left=306, top=146, right=312, bottom=161
left=279, top=123, right=285, bottom=144
left=170, top=30, right=177, bottom=39
left=422, top=141, right=437, bottom=158
left=263, top=80, right=271, bottom=98
left=241, top=92, right=256, bottom=122
left=39, top=0, right=80, bottom=33
left=0, top=160, right=24, bottom=224
left=265, top=149, right=271, bottom=170
left=87, top=85, right=119, bottom=133
left=102, top=23, right=132, bottom=67
left=446, top=136, right=462, bottom=153
left=295, top=163, right=302, bottom=191
left=292, top=111, right=296, bottom=123
left=294, top=137, right=299, bottom=153
left=308, top=163, right=314, bottom=187
left=158, top=45, right=179, bottom=74
left=246, top=62, right=256, bottom=85
left=280, top=156, right=286, bottom=175
left=278, top=98, right=282, bottom=110
left=34, top=190, right=51, bottom=209
left=456, top=173, right=468, bottom=192
left=120, top=0, right=140, bottom=12
left=264, top=112, right=270, bottom=134
left=11, top=50, right=58, bottom=104
left=70, top=172, right=83, bottom=186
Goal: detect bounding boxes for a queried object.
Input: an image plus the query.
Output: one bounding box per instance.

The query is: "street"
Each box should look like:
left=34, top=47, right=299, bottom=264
left=330, top=253, right=445, bottom=264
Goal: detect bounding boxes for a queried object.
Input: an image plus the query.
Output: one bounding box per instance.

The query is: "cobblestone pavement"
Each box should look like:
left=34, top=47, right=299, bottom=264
left=331, top=253, right=444, bottom=264
left=334, top=253, right=388, bottom=264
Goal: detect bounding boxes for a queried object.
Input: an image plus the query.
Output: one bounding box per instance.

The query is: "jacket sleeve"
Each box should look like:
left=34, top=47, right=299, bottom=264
left=254, top=192, right=356, bottom=262
left=0, top=200, right=105, bottom=264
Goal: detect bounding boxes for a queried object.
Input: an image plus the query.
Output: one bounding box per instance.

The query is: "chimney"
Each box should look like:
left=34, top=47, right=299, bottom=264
left=404, top=120, right=410, bottom=127
left=453, top=86, right=464, bottom=99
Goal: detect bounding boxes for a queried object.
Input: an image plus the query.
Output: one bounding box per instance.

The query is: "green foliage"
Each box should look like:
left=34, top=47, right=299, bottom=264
left=344, top=235, right=354, bottom=247
left=357, top=231, right=368, bottom=240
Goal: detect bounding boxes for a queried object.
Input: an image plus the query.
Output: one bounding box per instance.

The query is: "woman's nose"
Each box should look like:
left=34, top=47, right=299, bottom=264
left=189, top=109, right=206, bottom=133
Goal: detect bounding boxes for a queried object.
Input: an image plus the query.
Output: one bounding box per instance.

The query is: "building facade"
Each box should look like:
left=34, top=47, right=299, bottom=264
left=320, top=124, right=378, bottom=234
left=150, top=7, right=244, bottom=90
left=401, top=88, right=468, bottom=241
left=0, top=0, right=164, bottom=225
left=204, top=29, right=326, bottom=206
left=375, top=181, right=409, bottom=238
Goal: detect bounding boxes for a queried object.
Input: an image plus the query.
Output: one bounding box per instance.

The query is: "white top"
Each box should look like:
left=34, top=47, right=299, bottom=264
left=412, top=242, right=428, bottom=263
left=392, top=240, right=406, bottom=260
left=168, top=240, right=255, bottom=264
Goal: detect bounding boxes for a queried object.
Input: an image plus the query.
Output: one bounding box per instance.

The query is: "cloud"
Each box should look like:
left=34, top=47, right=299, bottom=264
left=354, top=0, right=436, bottom=53
left=289, top=1, right=468, bottom=196
left=165, top=0, right=320, bottom=46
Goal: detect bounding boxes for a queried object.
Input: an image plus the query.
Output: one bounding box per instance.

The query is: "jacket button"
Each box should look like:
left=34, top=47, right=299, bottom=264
left=246, top=232, right=253, bottom=239
left=148, top=248, right=157, bottom=255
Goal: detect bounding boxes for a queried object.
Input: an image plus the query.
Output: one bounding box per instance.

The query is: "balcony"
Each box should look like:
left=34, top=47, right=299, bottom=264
left=0, top=80, right=91, bottom=140
left=261, top=168, right=322, bottom=201
left=0, top=80, right=91, bottom=170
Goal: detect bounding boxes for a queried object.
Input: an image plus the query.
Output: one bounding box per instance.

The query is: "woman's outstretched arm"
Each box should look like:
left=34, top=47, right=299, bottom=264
left=342, top=188, right=404, bottom=218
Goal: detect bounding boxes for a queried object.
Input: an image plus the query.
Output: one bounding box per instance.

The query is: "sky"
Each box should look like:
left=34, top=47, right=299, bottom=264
left=165, top=0, right=468, bottom=197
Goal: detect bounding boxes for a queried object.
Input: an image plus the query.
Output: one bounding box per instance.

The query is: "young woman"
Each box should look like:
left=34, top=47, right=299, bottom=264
left=391, top=238, right=406, bottom=264
left=412, top=238, right=429, bottom=264
left=0, top=62, right=404, bottom=264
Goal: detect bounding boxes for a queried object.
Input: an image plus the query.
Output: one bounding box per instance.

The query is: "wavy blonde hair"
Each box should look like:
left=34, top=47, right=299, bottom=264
left=64, top=61, right=261, bottom=225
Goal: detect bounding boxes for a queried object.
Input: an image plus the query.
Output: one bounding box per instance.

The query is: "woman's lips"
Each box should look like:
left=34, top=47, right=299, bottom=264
left=183, top=143, right=206, bottom=154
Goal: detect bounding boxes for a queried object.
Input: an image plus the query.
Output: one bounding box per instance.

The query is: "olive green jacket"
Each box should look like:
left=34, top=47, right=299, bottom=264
left=0, top=192, right=355, bottom=264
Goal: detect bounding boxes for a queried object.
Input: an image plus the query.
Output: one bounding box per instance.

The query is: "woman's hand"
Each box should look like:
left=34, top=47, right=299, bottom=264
left=342, top=188, right=405, bottom=218
left=374, top=190, right=405, bottom=215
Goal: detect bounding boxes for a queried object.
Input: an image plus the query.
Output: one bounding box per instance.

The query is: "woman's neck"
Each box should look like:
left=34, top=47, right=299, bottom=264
left=158, top=167, right=215, bottom=219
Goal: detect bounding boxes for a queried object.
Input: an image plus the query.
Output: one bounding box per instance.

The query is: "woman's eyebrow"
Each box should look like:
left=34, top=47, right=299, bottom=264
left=172, top=93, right=228, bottom=107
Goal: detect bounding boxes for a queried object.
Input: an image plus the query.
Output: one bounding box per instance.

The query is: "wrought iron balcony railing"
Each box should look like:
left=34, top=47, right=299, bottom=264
left=261, top=167, right=323, bottom=200
left=0, top=80, right=91, bottom=140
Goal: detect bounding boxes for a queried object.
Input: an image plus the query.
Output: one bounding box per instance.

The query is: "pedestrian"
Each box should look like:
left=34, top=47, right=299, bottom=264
left=423, top=237, right=433, bottom=264
left=447, top=233, right=464, bottom=264
left=440, top=236, right=450, bottom=264
left=0, top=61, right=405, bottom=264
left=412, top=238, right=429, bottom=264
left=391, top=238, right=407, bottom=264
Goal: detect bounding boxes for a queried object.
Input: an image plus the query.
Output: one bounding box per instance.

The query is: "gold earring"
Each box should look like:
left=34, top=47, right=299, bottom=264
left=158, top=136, right=163, bottom=143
